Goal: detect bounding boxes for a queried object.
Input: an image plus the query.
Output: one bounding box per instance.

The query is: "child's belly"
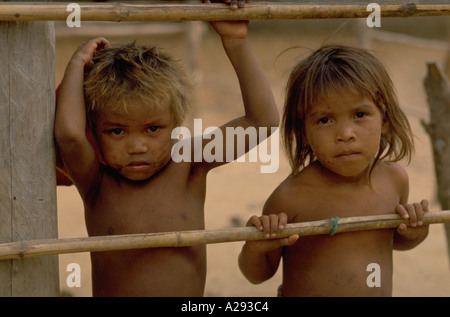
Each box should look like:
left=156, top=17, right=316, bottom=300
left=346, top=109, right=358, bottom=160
left=90, top=245, right=206, bottom=296
left=281, top=229, right=394, bottom=297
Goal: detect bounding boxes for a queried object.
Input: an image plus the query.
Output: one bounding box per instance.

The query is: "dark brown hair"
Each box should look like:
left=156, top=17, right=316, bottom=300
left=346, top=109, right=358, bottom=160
left=282, top=44, right=414, bottom=175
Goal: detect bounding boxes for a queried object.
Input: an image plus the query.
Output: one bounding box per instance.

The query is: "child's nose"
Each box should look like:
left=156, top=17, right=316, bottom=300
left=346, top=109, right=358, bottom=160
left=336, top=123, right=356, bottom=143
left=128, top=137, right=148, bottom=154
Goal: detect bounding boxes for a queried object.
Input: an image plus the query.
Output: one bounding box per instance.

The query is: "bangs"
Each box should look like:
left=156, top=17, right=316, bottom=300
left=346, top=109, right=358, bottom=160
left=303, top=48, right=381, bottom=114
left=282, top=44, right=413, bottom=175
left=84, top=42, right=191, bottom=127
left=86, top=85, right=170, bottom=116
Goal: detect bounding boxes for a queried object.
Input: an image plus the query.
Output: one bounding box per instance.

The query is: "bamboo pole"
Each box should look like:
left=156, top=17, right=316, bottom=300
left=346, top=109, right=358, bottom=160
left=0, top=211, right=449, bottom=261
left=0, top=2, right=448, bottom=22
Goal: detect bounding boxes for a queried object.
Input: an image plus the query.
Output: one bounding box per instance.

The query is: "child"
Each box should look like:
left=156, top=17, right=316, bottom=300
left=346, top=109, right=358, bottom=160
left=238, top=44, right=429, bottom=297
left=55, top=17, right=278, bottom=296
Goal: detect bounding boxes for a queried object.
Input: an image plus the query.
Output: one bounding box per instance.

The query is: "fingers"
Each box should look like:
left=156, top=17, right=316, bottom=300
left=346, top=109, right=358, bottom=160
left=396, top=223, right=408, bottom=235
left=95, top=37, right=111, bottom=50
left=83, top=37, right=110, bottom=50
left=73, top=37, right=110, bottom=67
left=285, top=234, right=299, bottom=246
left=248, top=213, right=289, bottom=238
left=420, top=199, right=429, bottom=212
left=395, top=199, right=429, bottom=228
left=231, top=0, right=247, bottom=10
left=86, top=37, right=110, bottom=56
left=261, top=214, right=284, bottom=238
left=247, top=215, right=263, bottom=230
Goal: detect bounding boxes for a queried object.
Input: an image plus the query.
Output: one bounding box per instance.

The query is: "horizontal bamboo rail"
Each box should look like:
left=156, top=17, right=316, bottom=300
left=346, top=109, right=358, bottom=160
left=0, top=210, right=449, bottom=260
left=0, top=2, right=448, bottom=22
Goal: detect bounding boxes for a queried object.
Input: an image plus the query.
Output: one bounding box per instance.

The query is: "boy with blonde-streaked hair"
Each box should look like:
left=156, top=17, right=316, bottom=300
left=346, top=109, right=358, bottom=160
left=84, top=42, right=191, bottom=130
left=55, top=19, right=279, bottom=296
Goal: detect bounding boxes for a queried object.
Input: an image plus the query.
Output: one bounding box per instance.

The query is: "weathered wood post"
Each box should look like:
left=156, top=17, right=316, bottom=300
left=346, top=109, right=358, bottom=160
left=0, top=3, right=59, bottom=296
left=422, top=61, right=450, bottom=265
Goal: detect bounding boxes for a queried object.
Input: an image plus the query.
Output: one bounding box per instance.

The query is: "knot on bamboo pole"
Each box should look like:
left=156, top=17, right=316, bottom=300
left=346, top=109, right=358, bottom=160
left=113, top=5, right=129, bottom=21
left=13, top=241, right=27, bottom=260
left=400, top=3, right=418, bottom=17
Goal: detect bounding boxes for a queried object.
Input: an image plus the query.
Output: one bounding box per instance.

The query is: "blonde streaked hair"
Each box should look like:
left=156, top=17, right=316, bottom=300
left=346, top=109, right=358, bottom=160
left=282, top=44, right=414, bottom=175
left=84, top=42, right=192, bottom=129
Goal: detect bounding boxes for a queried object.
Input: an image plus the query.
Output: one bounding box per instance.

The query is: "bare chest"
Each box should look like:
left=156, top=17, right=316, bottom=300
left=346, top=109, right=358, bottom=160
left=292, top=183, right=400, bottom=223
left=85, top=167, right=205, bottom=236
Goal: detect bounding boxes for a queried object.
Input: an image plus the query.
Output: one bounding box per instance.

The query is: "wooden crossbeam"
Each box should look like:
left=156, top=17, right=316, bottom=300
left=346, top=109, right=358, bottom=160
left=0, top=210, right=449, bottom=261
left=0, top=2, right=448, bottom=22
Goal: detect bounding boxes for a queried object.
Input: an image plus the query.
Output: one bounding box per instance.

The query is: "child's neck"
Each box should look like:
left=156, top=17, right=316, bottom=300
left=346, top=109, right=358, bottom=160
left=314, top=160, right=374, bottom=188
left=101, top=163, right=156, bottom=186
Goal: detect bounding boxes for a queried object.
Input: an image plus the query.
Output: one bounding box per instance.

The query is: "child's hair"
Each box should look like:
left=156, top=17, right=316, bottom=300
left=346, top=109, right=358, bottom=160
left=282, top=44, right=414, bottom=175
left=84, top=42, right=192, bottom=129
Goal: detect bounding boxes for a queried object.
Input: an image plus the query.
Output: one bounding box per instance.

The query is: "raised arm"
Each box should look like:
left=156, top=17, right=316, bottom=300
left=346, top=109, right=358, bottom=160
left=55, top=37, right=110, bottom=199
left=215, top=21, right=279, bottom=129
left=194, top=20, right=279, bottom=171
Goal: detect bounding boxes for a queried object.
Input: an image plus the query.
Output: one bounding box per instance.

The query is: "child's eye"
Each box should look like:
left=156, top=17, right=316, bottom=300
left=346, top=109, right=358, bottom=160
left=147, top=126, right=160, bottom=133
left=318, top=117, right=330, bottom=124
left=355, top=112, right=366, bottom=119
left=110, top=128, right=124, bottom=135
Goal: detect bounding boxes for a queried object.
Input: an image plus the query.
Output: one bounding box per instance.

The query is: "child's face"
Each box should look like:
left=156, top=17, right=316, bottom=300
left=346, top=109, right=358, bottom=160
left=304, top=90, right=387, bottom=180
left=93, top=101, right=176, bottom=182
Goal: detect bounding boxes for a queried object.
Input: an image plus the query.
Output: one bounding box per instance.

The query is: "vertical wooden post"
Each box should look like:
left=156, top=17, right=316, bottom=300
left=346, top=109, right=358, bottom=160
left=444, top=19, right=450, bottom=78
left=0, top=20, right=59, bottom=296
left=422, top=62, right=450, bottom=265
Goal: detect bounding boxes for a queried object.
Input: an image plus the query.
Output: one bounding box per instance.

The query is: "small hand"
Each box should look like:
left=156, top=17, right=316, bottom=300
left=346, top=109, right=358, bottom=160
left=245, top=213, right=299, bottom=253
left=71, top=37, right=110, bottom=68
left=395, top=199, right=429, bottom=238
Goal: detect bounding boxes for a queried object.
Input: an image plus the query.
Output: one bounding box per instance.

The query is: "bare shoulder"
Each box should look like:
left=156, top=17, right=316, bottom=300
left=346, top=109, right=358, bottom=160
left=263, top=177, right=296, bottom=213
left=374, top=161, right=408, bottom=188
left=373, top=161, right=409, bottom=203
left=263, top=167, right=319, bottom=221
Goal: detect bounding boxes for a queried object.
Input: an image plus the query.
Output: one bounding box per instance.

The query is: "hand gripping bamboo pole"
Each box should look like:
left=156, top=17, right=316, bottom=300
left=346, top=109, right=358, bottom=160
left=0, top=2, right=448, bottom=22
left=0, top=211, right=449, bottom=260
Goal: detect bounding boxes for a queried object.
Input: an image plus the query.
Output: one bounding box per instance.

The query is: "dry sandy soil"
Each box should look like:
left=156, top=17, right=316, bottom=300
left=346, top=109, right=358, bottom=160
left=55, top=17, right=450, bottom=297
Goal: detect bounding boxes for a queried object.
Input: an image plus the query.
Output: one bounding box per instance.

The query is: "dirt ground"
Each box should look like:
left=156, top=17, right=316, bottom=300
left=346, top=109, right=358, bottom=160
left=55, top=17, right=450, bottom=297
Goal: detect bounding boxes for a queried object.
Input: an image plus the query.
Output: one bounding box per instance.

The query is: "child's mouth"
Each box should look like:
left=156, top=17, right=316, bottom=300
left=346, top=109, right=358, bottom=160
left=126, top=161, right=150, bottom=170
left=128, top=161, right=149, bottom=166
left=336, top=151, right=360, bottom=159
